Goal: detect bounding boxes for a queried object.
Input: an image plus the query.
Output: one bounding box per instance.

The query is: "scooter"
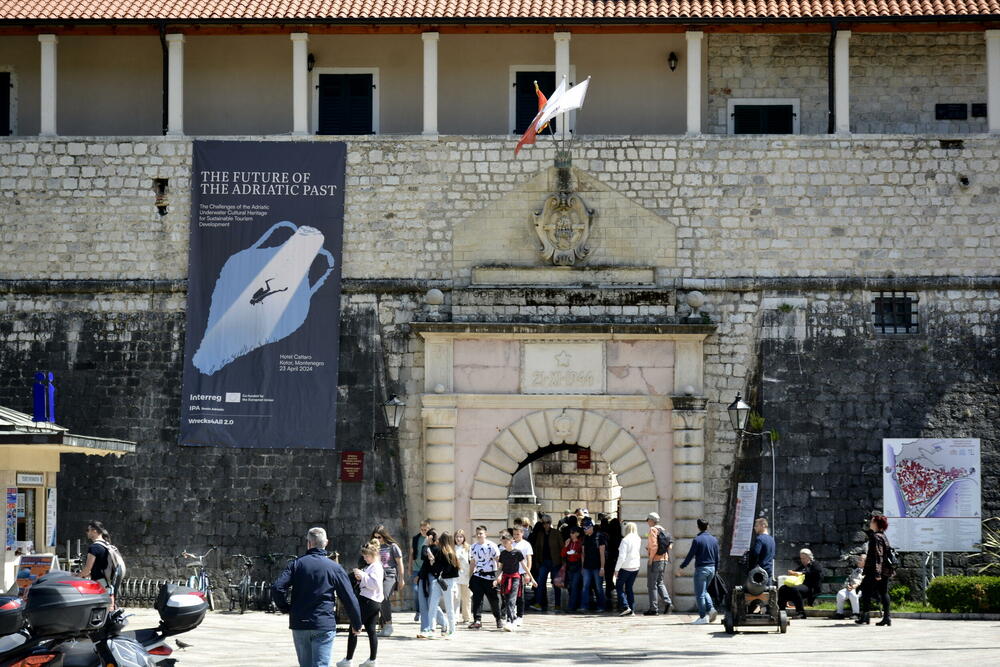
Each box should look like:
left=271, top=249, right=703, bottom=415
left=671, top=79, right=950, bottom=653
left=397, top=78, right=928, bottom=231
left=0, top=574, right=207, bottom=667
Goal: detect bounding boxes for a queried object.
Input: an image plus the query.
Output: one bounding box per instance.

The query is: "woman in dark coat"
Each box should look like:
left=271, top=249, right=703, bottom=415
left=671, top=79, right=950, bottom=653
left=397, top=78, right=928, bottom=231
left=857, top=514, right=894, bottom=626
left=777, top=548, right=823, bottom=619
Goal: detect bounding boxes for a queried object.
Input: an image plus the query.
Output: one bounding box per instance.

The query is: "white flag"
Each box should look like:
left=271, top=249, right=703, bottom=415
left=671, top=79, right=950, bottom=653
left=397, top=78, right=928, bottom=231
left=535, top=77, right=590, bottom=131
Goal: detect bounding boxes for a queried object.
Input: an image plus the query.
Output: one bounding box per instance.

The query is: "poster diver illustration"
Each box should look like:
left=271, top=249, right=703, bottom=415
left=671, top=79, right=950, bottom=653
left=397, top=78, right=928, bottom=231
left=180, top=141, right=345, bottom=449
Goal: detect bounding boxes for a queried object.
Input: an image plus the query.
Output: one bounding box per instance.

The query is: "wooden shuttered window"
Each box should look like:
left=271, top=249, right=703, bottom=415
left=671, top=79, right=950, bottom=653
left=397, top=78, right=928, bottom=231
left=0, top=73, right=10, bottom=136
left=317, top=73, right=374, bottom=135
left=732, top=104, right=795, bottom=135
left=513, top=70, right=556, bottom=135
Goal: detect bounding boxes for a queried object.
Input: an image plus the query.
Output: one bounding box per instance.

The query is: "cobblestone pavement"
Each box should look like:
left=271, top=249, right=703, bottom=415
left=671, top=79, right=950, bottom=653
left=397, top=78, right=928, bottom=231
left=126, top=608, right=1000, bottom=666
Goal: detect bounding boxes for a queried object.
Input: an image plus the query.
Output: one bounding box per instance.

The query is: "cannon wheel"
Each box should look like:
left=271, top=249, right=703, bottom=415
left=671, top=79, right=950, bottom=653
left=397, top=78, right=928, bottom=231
left=724, top=611, right=735, bottom=635
left=778, top=610, right=788, bottom=633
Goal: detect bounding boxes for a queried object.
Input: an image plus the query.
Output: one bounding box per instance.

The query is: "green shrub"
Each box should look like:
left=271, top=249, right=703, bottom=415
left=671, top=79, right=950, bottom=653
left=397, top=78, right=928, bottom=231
left=889, top=585, right=910, bottom=606
left=926, top=576, right=1000, bottom=613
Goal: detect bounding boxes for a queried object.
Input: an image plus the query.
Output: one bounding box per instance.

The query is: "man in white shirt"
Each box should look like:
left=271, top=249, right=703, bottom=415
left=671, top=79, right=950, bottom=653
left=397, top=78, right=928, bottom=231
left=511, top=525, right=535, bottom=626
left=468, top=525, right=502, bottom=630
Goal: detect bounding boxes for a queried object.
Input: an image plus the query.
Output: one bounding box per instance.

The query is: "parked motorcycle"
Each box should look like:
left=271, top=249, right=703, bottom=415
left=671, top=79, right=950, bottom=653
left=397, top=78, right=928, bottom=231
left=0, top=573, right=207, bottom=667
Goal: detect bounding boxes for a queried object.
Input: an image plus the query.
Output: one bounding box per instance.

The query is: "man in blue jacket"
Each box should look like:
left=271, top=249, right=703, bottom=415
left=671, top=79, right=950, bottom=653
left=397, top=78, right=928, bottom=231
left=679, top=519, right=720, bottom=625
left=747, top=517, right=776, bottom=579
left=273, top=527, right=363, bottom=667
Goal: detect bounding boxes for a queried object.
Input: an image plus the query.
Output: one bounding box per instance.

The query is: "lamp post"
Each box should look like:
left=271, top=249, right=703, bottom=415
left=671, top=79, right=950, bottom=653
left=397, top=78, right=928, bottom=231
left=381, top=395, right=406, bottom=431
left=728, top=392, right=777, bottom=537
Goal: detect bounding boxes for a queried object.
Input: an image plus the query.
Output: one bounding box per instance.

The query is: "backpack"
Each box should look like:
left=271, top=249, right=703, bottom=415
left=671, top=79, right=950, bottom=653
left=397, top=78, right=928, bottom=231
left=94, top=539, right=127, bottom=590
left=655, top=530, right=670, bottom=556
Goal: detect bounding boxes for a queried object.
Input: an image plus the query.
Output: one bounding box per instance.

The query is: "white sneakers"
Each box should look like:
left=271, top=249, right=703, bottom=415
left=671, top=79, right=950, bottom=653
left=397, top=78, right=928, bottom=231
left=709, top=609, right=718, bottom=623
left=360, top=661, right=376, bottom=667
left=336, top=660, right=352, bottom=667
left=691, top=616, right=709, bottom=624
left=339, top=659, right=376, bottom=667
left=377, top=623, right=392, bottom=637
left=514, top=617, right=523, bottom=628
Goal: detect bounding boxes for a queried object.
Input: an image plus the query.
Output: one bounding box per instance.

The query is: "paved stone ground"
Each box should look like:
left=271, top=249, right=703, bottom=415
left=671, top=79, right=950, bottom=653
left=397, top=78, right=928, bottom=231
left=125, top=608, right=1000, bottom=666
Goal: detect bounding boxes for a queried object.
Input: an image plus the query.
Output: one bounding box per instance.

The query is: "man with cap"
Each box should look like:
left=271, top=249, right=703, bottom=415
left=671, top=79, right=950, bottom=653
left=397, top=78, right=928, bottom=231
left=580, top=517, right=607, bottom=612
left=644, top=512, right=673, bottom=615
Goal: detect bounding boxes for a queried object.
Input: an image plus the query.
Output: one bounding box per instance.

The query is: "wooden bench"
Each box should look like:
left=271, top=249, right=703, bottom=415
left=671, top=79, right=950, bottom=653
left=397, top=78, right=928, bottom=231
left=814, top=574, right=845, bottom=605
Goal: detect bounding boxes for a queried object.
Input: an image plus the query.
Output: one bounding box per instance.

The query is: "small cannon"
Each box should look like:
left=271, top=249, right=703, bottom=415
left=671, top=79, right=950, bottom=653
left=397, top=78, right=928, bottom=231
left=723, top=566, right=788, bottom=634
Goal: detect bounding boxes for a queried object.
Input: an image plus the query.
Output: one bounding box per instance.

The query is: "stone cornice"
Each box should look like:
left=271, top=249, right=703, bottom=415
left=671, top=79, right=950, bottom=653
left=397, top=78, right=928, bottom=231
left=411, top=321, right=716, bottom=339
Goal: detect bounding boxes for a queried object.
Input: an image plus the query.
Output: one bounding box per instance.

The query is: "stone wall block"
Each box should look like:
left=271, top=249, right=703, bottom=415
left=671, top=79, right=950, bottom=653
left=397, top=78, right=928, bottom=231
left=671, top=411, right=706, bottom=431
left=546, top=408, right=584, bottom=445
left=471, top=480, right=508, bottom=500
left=424, top=444, right=454, bottom=464
left=470, top=499, right=508, bottom=520
left=619, top=499, right=661, bottom=522
left=425, top=500, right=453, bottom=523
left=425, top=481, right=455, bottom=502
left=473, top=461, right=511, bottom=487
left=609, top=444, right=648, bottom=476
left=617, top=464, right=656, bottom=487
left=673, top=500, right=705, bottom=519
left=674, top=482, right=704, bottom=501
left=577, top=411, right=607, bottom=449
left=674, top=429, right=705, bottom=447
left=622, top=480, right=658, bottom=501
left=424, top=428, right=455, bottom=447
left=494, top=429, right=531, bottom=464
left=482, top=447, right=518, bottom=474
left=509, top=419, right=541, bottom=455
left=425, top=463, right=454, bottom=484
left=673, top=445, right=705, bottom=465
left=673, top=463, right=705, bottom=483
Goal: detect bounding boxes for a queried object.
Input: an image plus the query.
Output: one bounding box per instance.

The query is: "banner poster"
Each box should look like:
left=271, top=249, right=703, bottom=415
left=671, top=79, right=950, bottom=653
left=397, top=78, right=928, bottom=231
left=45, top=488, right=57, bottom=547
left=181, top=141, right=346, bottom=448
left=729, top=482, right=759, bottom=556
left=16, top=554, right=56, bottom=598
left=883, top=438, right=981, bottom=552
left=5, top=488, right=16, bottom=550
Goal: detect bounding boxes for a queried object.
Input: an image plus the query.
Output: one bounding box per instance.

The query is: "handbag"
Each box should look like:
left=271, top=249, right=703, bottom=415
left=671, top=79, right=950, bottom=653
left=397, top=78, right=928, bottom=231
left=552, top=564, right=567, bottom=589
left=784, top=573, right=805, bottom=587
left=436, top=577, right=448, bottom=592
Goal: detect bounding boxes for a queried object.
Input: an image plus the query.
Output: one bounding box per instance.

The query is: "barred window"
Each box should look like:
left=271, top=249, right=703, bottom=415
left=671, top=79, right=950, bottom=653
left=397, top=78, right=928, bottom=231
left=872, top=292, right=919, bottom=334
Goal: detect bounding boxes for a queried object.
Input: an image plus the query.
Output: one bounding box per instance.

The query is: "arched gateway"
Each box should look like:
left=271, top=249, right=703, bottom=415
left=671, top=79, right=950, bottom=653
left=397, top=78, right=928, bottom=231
left=412, top=323, right=713, bottom=610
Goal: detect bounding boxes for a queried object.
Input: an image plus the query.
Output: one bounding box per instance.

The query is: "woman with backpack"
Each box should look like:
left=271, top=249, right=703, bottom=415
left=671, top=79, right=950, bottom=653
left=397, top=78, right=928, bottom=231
left=79, top=520, right=123, bottom=608
left=857, top=514, right=895, bottom=626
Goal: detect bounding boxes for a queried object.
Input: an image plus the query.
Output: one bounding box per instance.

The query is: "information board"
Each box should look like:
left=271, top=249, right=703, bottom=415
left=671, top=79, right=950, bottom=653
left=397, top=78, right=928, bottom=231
left=730, top=482, right=759, bottom=556
left=883, top=438, right=981, bottom=552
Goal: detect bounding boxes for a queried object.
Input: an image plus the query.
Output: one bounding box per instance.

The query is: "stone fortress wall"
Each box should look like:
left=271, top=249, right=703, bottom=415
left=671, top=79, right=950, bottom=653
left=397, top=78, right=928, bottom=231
left=0, top=135, right=996, bottom=599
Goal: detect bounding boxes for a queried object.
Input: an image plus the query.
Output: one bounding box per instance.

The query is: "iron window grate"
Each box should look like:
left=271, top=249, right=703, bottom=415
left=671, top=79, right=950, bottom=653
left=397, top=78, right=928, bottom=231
left=872, top=291, right=919, bottom=334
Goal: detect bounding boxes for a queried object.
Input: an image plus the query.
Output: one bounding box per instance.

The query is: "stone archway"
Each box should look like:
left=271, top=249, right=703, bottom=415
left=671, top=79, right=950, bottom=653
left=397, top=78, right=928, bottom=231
left=469, top=409, right=657, bottom=531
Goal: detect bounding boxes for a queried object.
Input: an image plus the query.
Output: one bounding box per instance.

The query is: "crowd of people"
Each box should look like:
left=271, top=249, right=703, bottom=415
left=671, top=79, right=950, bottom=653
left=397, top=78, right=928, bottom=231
left=263, top=510, right=896, bottom=667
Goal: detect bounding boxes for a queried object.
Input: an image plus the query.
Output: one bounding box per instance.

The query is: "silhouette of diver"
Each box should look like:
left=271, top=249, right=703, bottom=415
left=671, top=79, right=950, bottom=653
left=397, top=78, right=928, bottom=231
left=249, top=278, right=288, bottom=305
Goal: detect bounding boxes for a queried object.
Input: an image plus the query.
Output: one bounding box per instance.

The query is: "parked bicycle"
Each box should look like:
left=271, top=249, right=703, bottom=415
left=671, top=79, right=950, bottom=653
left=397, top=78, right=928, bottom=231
left=181, top=546, right=217, bottom=611
left=227, top=554, right=254, bottom=614
left=257, top=553, right=295, bottom=613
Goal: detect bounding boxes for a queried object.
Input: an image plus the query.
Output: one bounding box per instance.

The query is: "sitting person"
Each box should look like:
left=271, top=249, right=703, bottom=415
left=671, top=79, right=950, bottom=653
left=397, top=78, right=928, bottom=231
left=832, top=554, right=865, bottom=619
left=777, top=548, right=823, bottom=619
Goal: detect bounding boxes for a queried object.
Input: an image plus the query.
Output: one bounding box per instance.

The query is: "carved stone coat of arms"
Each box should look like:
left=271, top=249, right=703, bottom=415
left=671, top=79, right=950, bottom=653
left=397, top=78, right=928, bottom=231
left=531, top=189, right=596, bottom=266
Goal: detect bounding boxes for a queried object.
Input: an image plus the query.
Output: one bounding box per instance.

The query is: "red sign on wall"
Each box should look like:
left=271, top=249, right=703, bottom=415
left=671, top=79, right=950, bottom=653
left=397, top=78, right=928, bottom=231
left=576, top=448, right=592, bottom=470
left=340, top=451, right=364, bottom=482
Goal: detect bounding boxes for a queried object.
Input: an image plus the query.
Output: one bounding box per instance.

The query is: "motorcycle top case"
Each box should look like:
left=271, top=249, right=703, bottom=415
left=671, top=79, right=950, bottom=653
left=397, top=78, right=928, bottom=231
left=25, top=574, right=110, bottom=637
left=154, top=584, right=207, bottom=635
left=0, top=596, right=25, bottom=635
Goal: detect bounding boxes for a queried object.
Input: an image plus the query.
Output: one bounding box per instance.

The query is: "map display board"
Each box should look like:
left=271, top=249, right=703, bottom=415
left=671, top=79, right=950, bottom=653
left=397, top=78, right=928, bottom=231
left=729, top=482, right=759, bottom=556
left=883, top=438, right=981, bottom=552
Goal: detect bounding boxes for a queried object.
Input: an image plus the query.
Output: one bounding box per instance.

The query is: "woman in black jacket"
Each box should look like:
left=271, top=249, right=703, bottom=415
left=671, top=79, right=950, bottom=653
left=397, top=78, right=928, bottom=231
left=416, top=530, right=447, bottom=638
left=857, top=515, right=894, bottom=626
left=777, top=548, right=823, bottom=619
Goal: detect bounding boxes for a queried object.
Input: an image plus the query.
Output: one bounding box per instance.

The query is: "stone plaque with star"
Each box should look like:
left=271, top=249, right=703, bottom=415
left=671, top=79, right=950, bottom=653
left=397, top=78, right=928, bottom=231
left=521, top=342, right=605, bottom=394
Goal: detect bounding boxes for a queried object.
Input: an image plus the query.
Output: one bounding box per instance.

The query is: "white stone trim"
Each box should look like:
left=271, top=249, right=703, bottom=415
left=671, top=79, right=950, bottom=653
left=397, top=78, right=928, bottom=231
left=165, top=34, right=185, bottom=136
left=38, top=34, right=57, bottom=137
left=726, top=97, right=801, bottom=135
left=987, top=30, right=1000, bottom=134
left=835, top=30, right=851, bottom=135
left=508, top=64, right=576, bottom=135
left=310, top=67, right=381, bottom=135
left=686, top=31, right=703, bottom=135
left=554, top=32, right=571, bottom=139
left=290, top=32, right=309, bottom=135
left=421, top=32, right=439, bottom=136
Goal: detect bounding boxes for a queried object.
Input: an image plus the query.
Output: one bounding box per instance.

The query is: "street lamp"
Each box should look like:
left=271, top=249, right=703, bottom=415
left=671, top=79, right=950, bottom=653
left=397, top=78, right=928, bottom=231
left=381, top=395, right=406, bottom=430
left=729, top=392, right=777, bottom=538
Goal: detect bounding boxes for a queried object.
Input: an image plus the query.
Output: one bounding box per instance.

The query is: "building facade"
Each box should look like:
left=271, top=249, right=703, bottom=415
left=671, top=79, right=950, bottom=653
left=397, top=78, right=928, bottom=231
left=0, top=1, right=998, bottom=610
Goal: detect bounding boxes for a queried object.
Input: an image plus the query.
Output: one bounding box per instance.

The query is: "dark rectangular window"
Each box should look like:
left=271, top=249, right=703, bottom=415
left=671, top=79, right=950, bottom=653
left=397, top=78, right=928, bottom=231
left=514, top=70, right=556, bottom=135
left=0, top=72, right=10, bottom=136
left=971, top=103, right=987, bottom=118
left=935, top=103, right=968, bottom=120
left=316, top=73, right=373, bottom=135
left=732, top=104, right=794, bottom=134
left=872, top=292, right=919, bottom=335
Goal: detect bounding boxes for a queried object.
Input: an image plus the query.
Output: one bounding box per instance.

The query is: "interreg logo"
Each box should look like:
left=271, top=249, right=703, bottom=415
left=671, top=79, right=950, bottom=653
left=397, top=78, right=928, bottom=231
left=189, top=394, right=222, bottom=402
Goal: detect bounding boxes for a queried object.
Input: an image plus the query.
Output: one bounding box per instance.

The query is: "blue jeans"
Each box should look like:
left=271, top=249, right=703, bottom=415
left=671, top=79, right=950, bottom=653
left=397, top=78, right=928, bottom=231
left=291, top=628, right=335, bottom=667
left=418, top=576, right=447, bottom=633
left=440, top=577, right=457, bottom=633
left=565, top=566, right=583, bottom=611
left=694, top=565, right=716, bottom=619
left=616, top=569, right=638, bottom=611
left=533, top=560, right=562, bottom=609
left=412, top=575, right=423, bottom=616
left=582, top=568, right=607, bottom=610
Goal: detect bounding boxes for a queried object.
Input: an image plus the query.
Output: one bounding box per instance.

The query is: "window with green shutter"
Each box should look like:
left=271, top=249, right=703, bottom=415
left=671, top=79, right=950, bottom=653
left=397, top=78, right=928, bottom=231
left=316, top=73, right=374, bottom=135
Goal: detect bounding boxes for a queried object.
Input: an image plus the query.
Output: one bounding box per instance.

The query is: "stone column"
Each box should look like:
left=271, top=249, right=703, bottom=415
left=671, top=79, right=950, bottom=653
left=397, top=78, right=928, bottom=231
left=987, top=30, right=1000, bottom=134
left=554, top=31, right=571, bottom=139
left=671, top=396, right=707, bottom=612
left=422, top=32, right=439, bottom=136
left=290, top=32, right=310, bottom=135
left=685, top=31, right=703, bottom=135
left=38, top=34, right=58, bottom=136
left=165, top=34, right=185, bottom=136
left=422, top=406, right=457, bottom=528
left=835, top=30, right=851, bottom=135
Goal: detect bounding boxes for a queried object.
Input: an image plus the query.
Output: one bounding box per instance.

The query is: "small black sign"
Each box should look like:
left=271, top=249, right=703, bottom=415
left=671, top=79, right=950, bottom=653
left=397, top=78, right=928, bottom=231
left=935, top=103, right=968, bottom=120
left=971, top=103, right=987, bottom=118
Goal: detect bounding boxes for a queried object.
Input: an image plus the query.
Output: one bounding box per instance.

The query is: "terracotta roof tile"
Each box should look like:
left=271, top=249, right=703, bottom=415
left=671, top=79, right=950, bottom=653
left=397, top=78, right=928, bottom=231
left=1, top=0, right=998, bottom=20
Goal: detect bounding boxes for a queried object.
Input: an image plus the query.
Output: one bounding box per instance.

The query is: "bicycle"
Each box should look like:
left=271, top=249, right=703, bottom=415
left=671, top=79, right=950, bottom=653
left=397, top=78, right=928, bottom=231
left=227, top=554, right=254, bottom=614
left=258, top=553, right=295, bottom=613
left=181, top=546, right=217, bottom=611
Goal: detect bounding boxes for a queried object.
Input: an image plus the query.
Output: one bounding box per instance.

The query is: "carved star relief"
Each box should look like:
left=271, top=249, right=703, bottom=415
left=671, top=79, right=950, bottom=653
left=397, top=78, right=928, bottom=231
left=554, top=351, right=572, bottom=367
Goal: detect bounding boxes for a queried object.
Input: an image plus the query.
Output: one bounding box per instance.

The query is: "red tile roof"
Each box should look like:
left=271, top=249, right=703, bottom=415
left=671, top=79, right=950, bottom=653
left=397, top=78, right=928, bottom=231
left=1, top=0, right=998, bottom=21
